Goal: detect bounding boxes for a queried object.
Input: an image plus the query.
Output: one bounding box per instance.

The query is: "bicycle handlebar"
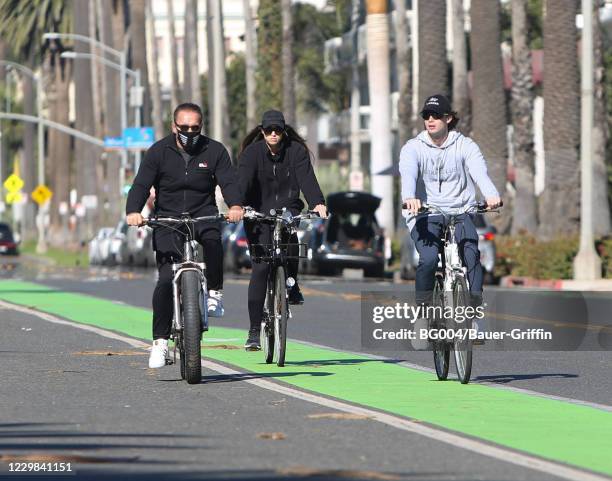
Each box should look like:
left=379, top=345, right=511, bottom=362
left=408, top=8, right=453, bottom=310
left=141, top=213, right=227, bottom=227
left=401, top=200, right=503, bottom=214
left=243, top=207, right=320, bottom=224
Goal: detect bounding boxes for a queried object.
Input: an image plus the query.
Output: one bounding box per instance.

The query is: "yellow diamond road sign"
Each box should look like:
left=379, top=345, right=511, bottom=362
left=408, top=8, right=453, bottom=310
left=31, top=184, right=53, bottom=205
left=4, top=173, right=24, bottom=193
left=5, top=191, right=23, bottom=205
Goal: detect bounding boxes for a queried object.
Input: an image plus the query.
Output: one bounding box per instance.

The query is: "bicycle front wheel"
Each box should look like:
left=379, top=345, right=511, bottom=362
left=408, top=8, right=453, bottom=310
left=431, top=274, right=450, bottom=380
left=181, top=271, right=202, bottom=384
left=272, top=266, right=288, bottom=367
left=453, top=276, right=472, bottom=384
left=262, top=279, right=275, bottom=363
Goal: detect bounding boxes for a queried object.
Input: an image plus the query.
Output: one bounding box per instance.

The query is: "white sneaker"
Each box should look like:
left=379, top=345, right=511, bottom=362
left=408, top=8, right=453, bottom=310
left=148, top=339, right=169, bottom=368
left=207, top=290, right=224, bottom=317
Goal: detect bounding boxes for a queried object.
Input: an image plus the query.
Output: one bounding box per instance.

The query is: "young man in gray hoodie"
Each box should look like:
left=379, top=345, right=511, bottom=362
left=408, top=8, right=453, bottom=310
left=399, top=94, right=502, bottom=313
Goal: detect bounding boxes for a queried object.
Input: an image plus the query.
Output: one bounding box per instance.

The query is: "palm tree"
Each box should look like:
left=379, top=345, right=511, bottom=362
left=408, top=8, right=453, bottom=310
left=470, top=0, right=508, bottom=201
left=592, top=0, right=610, bottom=236
left=184, top=0, right=202, bottom=106
left=510, top=0, right=537, bottom=234
left=417, top=0, right=447, bottom=104
left=243, top=0, right=257, bottom=128
left=394, top=0, right=412, bottom=146
left=281, top=0, right=295, bottom=125
left=89, top=0, right=103, bottom=139
left=0, top=0, right=72, bottom=242
left=211, top=0, right=230, bottom=149
left=256, top=0, right=283, bottom=118
left=130, top=0, right=152, bottom=126
left=166, top=0, right=181, bottom=107
left=366, top=0, right=394, bottom=236
left=539, top=0, right=580, bottom=238
left=146, top=0, right=164, bottom=139
left=73, top=0, right=100, bottom=240
left=451, top=0, right=470, bottom=135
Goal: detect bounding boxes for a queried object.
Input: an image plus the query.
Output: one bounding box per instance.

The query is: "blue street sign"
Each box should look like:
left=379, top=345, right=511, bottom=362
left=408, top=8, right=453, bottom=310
left=123, top=127, right=155, bottom=150
left=104, top=136, right=124, bottom=149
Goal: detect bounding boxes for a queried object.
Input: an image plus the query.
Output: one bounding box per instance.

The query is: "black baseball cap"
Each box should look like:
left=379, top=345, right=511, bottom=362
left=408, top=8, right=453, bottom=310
left=420, top=94, right=452, bottom=115
left=261, top=110, right=286, bottom=129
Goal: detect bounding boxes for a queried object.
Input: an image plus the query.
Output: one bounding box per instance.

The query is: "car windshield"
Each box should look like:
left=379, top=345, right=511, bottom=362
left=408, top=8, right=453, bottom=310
left=0, top=224, right=14, bottom=241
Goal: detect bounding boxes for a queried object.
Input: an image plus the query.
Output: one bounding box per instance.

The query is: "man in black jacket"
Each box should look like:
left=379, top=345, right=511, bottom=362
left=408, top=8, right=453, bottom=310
left=126, top=103, right=243, bottom=368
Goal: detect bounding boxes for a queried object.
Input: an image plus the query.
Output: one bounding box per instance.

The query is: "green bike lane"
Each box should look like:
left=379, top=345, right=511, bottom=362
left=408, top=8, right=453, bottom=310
left=1, top=279, right=611, bottom=478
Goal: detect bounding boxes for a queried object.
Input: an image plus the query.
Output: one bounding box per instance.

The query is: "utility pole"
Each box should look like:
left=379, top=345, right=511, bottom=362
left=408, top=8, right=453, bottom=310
left=573, top=0, right=601, bottom=280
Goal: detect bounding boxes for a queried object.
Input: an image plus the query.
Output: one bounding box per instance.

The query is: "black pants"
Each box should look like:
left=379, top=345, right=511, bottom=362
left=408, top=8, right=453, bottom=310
left=244, top=220, right=298, bottom=331
left=152, top=224, right=223, bottom=340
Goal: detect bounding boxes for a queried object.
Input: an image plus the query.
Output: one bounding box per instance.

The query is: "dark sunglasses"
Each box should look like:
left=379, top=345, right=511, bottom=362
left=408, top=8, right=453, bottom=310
left=176, top=123, right=201, bottom=132
left=421, top=111, right=446, bottom=120
left=262, top=126, right=283, bottom=135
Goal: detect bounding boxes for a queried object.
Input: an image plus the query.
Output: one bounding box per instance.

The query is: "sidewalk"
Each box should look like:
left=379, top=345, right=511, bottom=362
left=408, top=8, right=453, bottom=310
left=500, top=276, right=612, bottom=292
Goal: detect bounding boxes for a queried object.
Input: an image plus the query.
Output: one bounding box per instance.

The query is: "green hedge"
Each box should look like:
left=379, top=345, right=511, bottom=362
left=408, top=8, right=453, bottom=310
left=494, top=234, right=612, bottom=280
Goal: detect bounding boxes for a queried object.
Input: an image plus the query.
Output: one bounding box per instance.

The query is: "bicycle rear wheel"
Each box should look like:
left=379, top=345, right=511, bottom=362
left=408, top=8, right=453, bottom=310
left=453, top=276, right=472, bottom=384
left=181, top=271, right=202, bottom=384
left=262, top=280, right=275, bottom=363
left=431, top=274, right=450, bottom=380
left=273, top=266, right=288, bottom=367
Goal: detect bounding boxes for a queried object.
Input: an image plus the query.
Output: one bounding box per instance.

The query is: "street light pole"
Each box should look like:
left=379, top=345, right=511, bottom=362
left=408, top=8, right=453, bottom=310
left=573, top=0, right=601, bottom=280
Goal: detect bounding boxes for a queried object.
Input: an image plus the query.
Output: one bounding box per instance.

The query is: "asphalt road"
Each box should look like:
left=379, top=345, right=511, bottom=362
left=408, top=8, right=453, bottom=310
left=0, top=306, right=567, bottom=481
left=1, top=260, right=611, bottom=480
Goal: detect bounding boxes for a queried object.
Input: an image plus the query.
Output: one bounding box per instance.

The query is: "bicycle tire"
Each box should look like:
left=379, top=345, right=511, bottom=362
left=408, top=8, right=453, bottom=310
left=431, top=275, right=450, bottom=380
left=181, top=271, right=202, bottom=384
left=273, top=266, right=288, bottom=367
left=453, top=275, right=473, bottom=384
left=262, top=279, right=274, bottom=363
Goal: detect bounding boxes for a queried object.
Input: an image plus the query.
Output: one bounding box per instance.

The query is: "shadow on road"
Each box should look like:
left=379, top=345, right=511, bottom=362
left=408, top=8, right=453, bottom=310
left=284, top=358, right=404, bottom=368
left=155, top=371, right=335, bottom=384
left=473, top=373, right=578, bottom=384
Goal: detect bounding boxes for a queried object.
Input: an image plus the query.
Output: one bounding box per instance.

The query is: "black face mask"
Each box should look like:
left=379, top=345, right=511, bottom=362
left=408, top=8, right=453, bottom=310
left=176, top=130, right=201, bottom=153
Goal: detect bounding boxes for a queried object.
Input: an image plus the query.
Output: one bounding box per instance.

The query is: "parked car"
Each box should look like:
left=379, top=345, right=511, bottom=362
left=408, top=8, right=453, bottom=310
left=222, top=220, right=251, bottom=273
left=119, top=226, right=156, bottom=267
left=88, top=227, right=115, bottom=265
left=104, top=220, right=128, bottom=266
left=0, top=222, right=19, bottom=256
left=400, top=212, right=497, bottom=283
left=299, top=191, right=386, bottom=278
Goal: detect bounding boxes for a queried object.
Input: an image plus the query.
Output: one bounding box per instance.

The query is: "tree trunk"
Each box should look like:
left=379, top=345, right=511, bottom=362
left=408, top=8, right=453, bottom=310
left=131, top=0, right=152, bottom=126
left=48, top=55, right=73, bottom=245
left=451, top=0, right=471, bottom=136
left=539, top=0, right=580, bottom=238
left=74, top=0, right=101, bottom=240
left=395, top=0, right=412, bottom=146
left=256, top=0, right=283, bottom=119
left=511, top=0, right=538, bottom=234
left=146, top=0, right=164, bottom=139
left=184, top=0, right=202, bottom=106
left=366, top=0, right=394, bottom=237
left=470, top=0, right=508, bottom=202
left=281, top=0, right=295, bottom=125
left=21, top=54, right=37, bottom=242
left=206, top=0, right=215, bottom=130
left=211, top=0, right=230, bottom=149
left=417, top=0, right=447, bottom=103
left=89, top=0, right=104, bottom=139
left=349, top=0, right=362, bottom=181
left=167, top=0, right=181, bottom=107
left=243, top=0, right=257, bottom=127
left=592, top=0, right=611, bottom=236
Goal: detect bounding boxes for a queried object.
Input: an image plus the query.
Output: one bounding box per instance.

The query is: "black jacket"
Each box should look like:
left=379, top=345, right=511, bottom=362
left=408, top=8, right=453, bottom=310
left=238, top=139, right=325, bottom=214
left=126, top=134, right=242, bottom=217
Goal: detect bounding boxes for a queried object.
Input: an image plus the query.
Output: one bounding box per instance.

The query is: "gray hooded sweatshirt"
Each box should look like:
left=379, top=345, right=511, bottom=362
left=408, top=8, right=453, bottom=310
left=399, top=130, right=499, bottom=227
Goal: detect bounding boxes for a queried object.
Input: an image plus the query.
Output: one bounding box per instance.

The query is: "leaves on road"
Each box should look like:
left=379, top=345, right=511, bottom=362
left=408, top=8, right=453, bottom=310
left=277, top=467, right=402, bottom=480
left=257, top=432, right=286, bottom=440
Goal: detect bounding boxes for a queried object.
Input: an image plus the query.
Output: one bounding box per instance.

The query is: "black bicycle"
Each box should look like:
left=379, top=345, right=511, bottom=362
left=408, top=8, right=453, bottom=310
left=404, top=201, right=501, bottom=384
left=244, top=207, right=318, bottom=366
left=143, top=212, right=226, bottom=384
